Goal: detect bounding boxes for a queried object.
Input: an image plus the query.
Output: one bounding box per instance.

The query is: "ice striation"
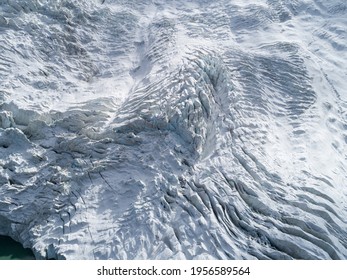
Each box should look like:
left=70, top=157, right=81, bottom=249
left=0, top=0, right=347, bottom=259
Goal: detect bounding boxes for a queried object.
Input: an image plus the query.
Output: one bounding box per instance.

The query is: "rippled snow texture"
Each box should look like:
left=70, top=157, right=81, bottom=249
left=0, top=0, right=347, bottom=259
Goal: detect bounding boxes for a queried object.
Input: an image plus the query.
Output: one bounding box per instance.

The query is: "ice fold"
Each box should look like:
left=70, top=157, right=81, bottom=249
left=0, top=0, right=347, bottom=259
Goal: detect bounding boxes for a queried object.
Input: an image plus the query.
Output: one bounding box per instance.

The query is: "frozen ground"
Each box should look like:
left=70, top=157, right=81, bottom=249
left=0, top=0, right=347, bottom=259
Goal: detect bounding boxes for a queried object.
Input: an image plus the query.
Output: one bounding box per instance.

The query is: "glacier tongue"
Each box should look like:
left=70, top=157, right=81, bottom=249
left=1, top=0, right=347, bottom=259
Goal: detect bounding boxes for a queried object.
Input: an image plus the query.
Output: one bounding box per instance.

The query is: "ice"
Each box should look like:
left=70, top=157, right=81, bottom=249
left=0, top=0, right=347, bottom=259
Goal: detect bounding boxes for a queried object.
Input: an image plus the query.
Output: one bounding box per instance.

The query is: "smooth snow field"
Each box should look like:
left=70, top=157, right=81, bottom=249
left=0, top=0, right=346, bottom=260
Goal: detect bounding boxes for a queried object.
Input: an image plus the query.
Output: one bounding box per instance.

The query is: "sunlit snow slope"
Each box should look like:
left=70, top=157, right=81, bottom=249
left=1, top=0, right=347, bottom=259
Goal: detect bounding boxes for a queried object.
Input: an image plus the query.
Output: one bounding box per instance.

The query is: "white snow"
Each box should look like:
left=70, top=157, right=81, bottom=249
left=0, top=0, right=347, bottom=259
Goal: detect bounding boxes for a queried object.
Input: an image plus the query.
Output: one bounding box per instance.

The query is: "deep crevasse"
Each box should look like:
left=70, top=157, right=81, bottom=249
left=0, top=0, right=347, bottom=259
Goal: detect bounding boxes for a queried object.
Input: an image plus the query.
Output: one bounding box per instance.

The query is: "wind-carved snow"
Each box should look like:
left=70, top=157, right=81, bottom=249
left=0, top=0, right=347, bottom=259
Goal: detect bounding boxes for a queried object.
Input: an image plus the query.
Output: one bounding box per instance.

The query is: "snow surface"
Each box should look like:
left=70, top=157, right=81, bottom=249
left=0, top=0, right=347, bottom=259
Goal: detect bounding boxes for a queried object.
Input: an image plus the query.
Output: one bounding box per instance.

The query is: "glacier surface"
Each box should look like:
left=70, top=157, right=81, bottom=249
left=0, top=0, right=347, bottom=259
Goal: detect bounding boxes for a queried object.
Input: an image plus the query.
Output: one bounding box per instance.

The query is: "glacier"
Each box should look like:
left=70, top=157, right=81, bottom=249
left=0, top=0, right=347, bottom=259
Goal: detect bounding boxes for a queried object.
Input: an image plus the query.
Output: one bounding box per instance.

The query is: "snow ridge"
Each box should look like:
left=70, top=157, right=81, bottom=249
left=1, top=0, right=347, bottom=259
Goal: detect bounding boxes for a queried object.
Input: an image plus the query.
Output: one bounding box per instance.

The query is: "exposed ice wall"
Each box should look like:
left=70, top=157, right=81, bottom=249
left=0, top=0, right=347, bottom=259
